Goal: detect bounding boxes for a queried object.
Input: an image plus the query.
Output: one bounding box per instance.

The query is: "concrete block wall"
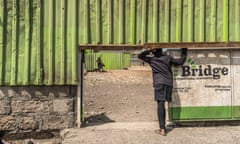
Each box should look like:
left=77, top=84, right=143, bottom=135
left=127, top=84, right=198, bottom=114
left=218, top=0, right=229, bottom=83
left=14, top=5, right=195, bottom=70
left=0, top=86, right=77, bottom=132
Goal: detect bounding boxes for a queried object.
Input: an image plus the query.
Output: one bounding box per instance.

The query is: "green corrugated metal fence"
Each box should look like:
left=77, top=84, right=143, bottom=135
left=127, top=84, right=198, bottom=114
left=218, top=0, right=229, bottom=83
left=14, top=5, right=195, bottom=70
left=85, top=52, right=131, bottom=71
left=1, top=0, right=240, bottom=85
left=0, top=0, right=78, bottom=85
left=79, top=0, right=240, bottom=44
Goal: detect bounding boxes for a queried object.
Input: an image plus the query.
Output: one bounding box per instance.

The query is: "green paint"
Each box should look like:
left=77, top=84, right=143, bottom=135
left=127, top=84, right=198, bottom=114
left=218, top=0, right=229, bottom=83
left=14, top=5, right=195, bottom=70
left=108, top=0, right=112, bottom=44
left=1, top=0, right=240, bottom=85
left=44, top=0, right=53, bottom=85
left=130, top=0, right=136, bottom=44
left=164, top=0, right=169, bottom=42
left=141, top=0, right=146, bottom=43
left=235, top=0, right=240, bottom=40
left=169, top=106, right=232, bottom=121
left=10, top=0, right=16, bottom=85
left=153, top=0, right=158, bottom=42
left=0, top=0, right=79, bottom=85
left=96, top=0, right=101, bottom=44
left=199, top=0, right=205, bottom=42
left=223, top=0, right=229, bottom=41
left=233, top=106, right=240, bottom=118
left=0, top=0, right=3, bottom=84
left=72, top=0, right=78, bottom=84
left=188, top=0, right=193, bottom=42
left=176, top=0, right=182, bottom=42
left=210, top=0, right=216, bottom=42
left=35, top=0, right=41, bottom=84
left=23, top=0, right=30, bottom=84
left=119, top=0, right=123, bottom=44
left=84, top=0, right=89, bottom=44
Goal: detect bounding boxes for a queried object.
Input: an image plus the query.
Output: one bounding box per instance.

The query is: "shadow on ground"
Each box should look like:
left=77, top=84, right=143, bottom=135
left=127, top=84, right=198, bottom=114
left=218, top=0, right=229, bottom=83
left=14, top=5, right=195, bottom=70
left=81, top=113, right=115, bottom=128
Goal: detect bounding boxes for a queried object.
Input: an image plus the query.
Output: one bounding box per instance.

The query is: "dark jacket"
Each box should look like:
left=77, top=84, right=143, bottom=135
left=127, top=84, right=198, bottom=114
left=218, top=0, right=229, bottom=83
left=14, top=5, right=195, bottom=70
left=138, top=49, right=187, bottom=87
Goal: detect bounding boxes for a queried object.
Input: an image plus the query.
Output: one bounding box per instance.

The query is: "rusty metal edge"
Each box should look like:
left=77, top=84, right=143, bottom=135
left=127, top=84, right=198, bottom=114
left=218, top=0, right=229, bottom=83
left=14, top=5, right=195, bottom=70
left=79, top=42, right=240, bottom=50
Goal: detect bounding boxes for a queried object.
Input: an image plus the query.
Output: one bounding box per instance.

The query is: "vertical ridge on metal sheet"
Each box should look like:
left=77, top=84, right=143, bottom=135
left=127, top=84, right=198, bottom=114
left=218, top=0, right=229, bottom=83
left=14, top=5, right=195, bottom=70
left=216, top=0, right=223, bottom=41
left=40, top=0, right=44, bottom=84
left=29, top=0, right=37, bottom=84
left=66, top=0, right=77, bottom=84
left=108, top=0, right=113, bottom=44
left=10, top=0, right=16, bottom=85
left=5, top=0, right=12, bottom=84
left=60, top=0, right=66, bottom=84
left=113, top=0, right=119, bottom=43
left=235, top=0, right=240, bottom=40
left=55, top=0, right=63, bottom=84
left=170, top=0, right=176, bottom=42
left=73, top=0, right=78, bottom=84
left=158, top=0, right=163, bottom=42
left=130, top=0, right=136, bottom=44
left=176, top=0, right=182, bottom=42
left=119, top=0, right=124, bottom=44
left=6, top=0, right=11, bottom=83
left=153, top=0, right=158, bottom=42
left=141, top=0, right=147, bottom=43
left=62, top=0, right=68, bottom=84
left=147, top=0, right=153, bottom=42
left=194, top=0, right=199, bottom=41
left=210, top=0, right=216, bottom=42
left=188, top=0, right=193, bottom=42
left=84, top=0, right=89, bottom=44
left=228, top=0, right=233, bottom=41
left=16, top=0, right=24, bottom=84
left=164, top=0, right=170, bottom=42
left=135, top=0, right=141, bottom=44
left=35, top=0, right=41, bottom=84
left=89, top=0, right=95, bottom=43
left=43, top=0, right=53, bottom=85
left=70, top=0, right=77, bottom=84
left=199, top=0, right=205, bottom=42
left=96, top=0, right=101, bottom=44
left=223, top=0, right=229, bottom=42
left=23, top=0, right=30, bottom=84
left=0, top=0, right=3, bottom=84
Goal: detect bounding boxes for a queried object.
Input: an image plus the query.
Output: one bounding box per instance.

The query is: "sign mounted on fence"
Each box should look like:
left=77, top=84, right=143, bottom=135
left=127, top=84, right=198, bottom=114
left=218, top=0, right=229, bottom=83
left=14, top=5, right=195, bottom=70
left=169, top=49, right=234, bottom=120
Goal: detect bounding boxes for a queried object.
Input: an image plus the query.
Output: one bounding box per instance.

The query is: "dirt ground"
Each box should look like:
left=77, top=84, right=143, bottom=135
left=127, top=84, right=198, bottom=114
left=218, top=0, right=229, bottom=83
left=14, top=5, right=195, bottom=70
left=84, top=66, right=159, bottom=123
left=62, top=122, right=240, bottom=144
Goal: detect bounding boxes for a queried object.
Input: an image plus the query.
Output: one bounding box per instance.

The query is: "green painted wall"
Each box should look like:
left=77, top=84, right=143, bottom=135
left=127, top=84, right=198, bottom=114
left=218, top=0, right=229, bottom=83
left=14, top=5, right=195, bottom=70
left=169, top=106, right=240, bottom=121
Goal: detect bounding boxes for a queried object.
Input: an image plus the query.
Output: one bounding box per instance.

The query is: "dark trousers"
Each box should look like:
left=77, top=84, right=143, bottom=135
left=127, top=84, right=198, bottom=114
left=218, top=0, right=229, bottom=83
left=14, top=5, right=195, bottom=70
left=157, top=100, right=166, bottom=129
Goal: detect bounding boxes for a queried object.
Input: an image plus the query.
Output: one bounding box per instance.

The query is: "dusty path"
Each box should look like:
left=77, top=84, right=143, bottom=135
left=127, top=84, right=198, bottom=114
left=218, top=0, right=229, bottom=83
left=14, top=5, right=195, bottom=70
left=84, top=66, right=158, bottom=123
left=62, top=122, right=240, bottom=144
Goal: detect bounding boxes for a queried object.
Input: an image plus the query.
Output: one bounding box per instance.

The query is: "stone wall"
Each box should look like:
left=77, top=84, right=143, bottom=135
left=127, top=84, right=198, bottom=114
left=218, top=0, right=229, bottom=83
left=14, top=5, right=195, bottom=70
left=0, top=86, right=77, bottom=132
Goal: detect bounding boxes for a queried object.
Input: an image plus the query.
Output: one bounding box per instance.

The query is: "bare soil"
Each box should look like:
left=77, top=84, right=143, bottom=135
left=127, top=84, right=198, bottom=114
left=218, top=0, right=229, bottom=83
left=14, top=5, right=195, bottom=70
left=84, top=66, right=159, bottom=123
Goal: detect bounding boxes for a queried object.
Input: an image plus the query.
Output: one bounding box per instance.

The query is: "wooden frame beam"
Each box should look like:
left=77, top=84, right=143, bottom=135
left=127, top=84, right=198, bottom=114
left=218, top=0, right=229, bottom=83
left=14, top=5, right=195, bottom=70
left=79, top=42, right=240, bottom=50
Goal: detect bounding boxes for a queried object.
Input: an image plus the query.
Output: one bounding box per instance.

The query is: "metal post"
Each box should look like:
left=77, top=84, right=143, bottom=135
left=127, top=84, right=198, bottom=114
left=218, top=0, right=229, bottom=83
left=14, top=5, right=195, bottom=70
left=77, top=50, right=85, bottom=128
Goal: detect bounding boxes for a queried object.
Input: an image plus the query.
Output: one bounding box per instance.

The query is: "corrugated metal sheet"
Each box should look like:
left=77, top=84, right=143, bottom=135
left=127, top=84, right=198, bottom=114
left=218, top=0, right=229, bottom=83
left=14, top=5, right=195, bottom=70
left=79, top=0, right=240, bottom=44
left=1, top=0, right=240, bottom=85
left=0, top=0, right=78, bottom=85
left=85, top=52, right=131, bottom=71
